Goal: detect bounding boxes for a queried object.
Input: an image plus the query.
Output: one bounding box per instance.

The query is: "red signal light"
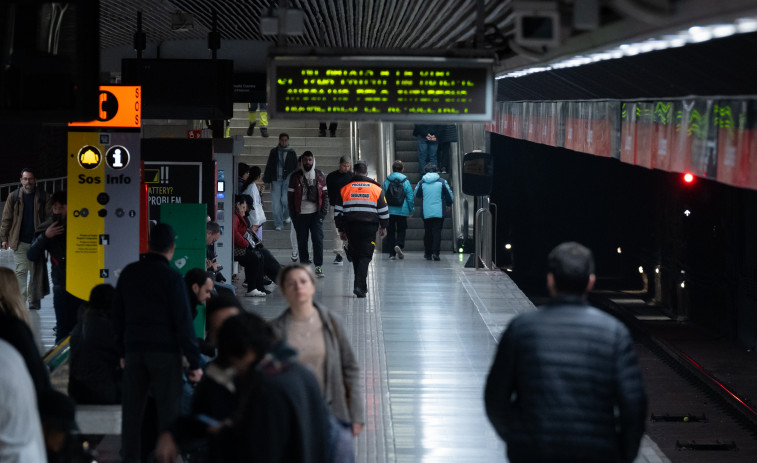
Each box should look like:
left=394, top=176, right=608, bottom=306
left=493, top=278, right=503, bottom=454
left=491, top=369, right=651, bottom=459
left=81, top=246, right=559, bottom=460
left=683, top=172, right=694, bottom=184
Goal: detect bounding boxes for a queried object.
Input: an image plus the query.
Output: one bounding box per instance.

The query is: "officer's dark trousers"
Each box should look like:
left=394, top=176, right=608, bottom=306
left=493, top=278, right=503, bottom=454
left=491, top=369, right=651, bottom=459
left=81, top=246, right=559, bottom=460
left=345, top=222, right=378, bottom=292
left=121, top=352, right=183, bottom=463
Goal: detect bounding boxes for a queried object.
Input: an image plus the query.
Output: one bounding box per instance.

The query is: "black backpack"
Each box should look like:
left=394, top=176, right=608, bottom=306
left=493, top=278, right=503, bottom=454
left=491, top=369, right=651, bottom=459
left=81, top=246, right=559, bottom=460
left=385, top=178, right=407, bottom=207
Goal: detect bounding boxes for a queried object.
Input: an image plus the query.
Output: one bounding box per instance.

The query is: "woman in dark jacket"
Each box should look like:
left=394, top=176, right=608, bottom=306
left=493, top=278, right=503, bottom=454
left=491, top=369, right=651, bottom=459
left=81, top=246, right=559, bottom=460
left=68, top=284, right=121, bottom=404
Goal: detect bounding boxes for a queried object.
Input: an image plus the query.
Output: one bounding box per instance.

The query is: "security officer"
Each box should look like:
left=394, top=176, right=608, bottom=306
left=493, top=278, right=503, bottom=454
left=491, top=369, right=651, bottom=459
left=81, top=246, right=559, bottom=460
left=334, top=160, right=388, bottom=298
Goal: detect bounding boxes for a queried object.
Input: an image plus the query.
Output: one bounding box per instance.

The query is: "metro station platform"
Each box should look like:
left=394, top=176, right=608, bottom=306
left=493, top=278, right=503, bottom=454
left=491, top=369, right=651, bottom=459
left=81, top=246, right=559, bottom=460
left=29, top=250, right=669, bottom=462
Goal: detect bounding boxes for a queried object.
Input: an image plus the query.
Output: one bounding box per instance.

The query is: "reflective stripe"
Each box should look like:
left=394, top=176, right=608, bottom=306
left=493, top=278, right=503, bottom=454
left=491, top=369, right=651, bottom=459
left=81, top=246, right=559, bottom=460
left=376, top=206, right=389, bottom=213
left=334, top=205, right=344, bottom=211
left=343, top=206, right=381, bottom=213
left=379, top=212, right=390, bottom=219
left=343, top=200, right=377, bottom=207
left=287, top=188, right=295, bottom=192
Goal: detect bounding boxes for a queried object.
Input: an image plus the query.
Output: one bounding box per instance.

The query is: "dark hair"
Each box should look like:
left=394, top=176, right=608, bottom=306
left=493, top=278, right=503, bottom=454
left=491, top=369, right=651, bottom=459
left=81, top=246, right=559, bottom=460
left=50, top=190, right=66, bottom=206
left=206, top=221, right=221, bottom=235
left=234, top=194, right=246, bottom=205
left=87, top=283, right=115, bottom=314
left=216, top=313, right=275, bottom=364
left=339, top=156, right=350, bottom=165
left=241, top=166, right=262, bottom=192
left=392, top=160, right=404, bottom=172
left=424, top=163, right=438, bottom=173
left=301, top=150, right=314, bottom=159
left=206, top=294, right=244, bottom=320
left=249, top=166, right=261, bottom=182
left=148, top=223, right=175, bottom=253
left=547, top=242, right=595, bottom=294
left=354, top=160, right=367, bottom=174
left=279, top=132, right=289, bottom=140
left=185, top=268, right=212, bottom=291
left=241, top=194, right=253, bottom=216
left=238, top=162, right=250, bottom=176
left=20, top=167, right=35, bottom=178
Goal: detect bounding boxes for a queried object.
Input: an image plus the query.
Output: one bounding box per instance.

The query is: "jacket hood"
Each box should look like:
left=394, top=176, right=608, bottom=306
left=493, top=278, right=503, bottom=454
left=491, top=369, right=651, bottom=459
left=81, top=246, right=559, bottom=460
left=387, top=172, right=407, bottom=181
left=421, top=172, right=441, bottom=183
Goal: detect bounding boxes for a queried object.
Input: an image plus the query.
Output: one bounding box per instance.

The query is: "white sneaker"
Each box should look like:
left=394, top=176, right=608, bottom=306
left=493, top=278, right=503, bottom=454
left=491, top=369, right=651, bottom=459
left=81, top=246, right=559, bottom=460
left=394, top=245, right=404, bottom=260
left=284, top=217, right=292, bottom=224
left=246, top=289, right=266, bottom=297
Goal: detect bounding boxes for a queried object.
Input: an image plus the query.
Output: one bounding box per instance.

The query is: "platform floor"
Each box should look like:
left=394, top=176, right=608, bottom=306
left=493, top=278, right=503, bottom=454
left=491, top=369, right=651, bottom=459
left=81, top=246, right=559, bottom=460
left=27, top=251, right=669, bottom=462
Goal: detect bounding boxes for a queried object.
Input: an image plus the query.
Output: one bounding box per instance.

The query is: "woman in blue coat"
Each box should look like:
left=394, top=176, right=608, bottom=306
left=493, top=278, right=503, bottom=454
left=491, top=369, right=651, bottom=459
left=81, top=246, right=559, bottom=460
left=414, top=164, right=453, bottom=261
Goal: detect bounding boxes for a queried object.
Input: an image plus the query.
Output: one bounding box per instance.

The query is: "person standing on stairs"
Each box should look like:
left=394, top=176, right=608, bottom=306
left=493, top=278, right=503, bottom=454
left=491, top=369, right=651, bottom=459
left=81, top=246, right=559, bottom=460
left=263, top=133, right=298, bottom=231
left=246, top=102, right=269, bottom=137
left=326, top=156, right=353, bottom=265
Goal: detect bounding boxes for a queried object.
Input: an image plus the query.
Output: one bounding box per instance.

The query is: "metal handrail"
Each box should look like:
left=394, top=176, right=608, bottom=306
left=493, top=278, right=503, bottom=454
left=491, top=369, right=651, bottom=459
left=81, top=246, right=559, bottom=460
left=0, top=176, right=67, bottom=202
left=475, top=207, right=493, bottom=270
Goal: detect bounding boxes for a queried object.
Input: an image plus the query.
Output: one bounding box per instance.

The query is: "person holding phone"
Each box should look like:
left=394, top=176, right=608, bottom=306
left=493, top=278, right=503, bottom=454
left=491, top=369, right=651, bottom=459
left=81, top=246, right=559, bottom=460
left=27, top=190, right=83, bottom=342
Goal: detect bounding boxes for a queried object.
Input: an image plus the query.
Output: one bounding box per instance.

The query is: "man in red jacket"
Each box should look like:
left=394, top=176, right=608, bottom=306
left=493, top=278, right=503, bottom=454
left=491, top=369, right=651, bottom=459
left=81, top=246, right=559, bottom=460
left=288, top=151, right=329, bottom=277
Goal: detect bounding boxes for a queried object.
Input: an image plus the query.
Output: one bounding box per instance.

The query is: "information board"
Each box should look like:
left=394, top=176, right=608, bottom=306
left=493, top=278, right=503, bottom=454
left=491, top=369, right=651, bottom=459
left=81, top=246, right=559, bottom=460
left=269, top=56, right=493, bottom=121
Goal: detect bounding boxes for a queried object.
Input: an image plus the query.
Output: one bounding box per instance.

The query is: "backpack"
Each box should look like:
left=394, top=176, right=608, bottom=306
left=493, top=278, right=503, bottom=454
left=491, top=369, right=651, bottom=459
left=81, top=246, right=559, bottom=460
left=385, top=178, right=407, bottom=207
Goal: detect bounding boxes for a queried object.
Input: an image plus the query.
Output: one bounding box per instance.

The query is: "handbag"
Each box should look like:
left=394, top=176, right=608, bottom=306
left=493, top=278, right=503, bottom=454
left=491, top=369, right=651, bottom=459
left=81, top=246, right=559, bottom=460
left=233, top=247, right=247, bottom=258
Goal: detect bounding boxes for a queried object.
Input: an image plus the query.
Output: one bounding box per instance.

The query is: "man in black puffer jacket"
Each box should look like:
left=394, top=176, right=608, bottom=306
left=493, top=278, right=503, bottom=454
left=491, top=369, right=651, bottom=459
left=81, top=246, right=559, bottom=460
left=485, top=242, right=647, bottom=463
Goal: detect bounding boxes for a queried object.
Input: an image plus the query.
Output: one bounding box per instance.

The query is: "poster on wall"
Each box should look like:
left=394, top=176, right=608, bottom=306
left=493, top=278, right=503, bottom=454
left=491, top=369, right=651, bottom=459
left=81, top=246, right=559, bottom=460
left=144, top=161, right=203, bottom=222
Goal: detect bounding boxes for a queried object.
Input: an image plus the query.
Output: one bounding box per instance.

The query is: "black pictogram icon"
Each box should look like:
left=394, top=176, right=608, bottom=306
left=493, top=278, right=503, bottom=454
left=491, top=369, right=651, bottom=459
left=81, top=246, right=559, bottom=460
left=97, top=193, right=109, bottom=205
left=99, top=234, right=110, bottom=245
left=98, top=209, right=107, bottom=217
left=97, top=91, right=119, bottom=122
left=100, top=269, right=109, bottom=278
left=79, top=208, right=89, bottom=217
left=106, top=145, right=130, bottom=169
left=116, top=208, right=125, bottom=217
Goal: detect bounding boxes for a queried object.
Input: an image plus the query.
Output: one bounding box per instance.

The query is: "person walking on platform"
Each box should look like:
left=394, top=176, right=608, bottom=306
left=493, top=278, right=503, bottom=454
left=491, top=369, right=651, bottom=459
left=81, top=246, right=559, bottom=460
left=241, top=166, right=266, bottom=240
left=114, top=223, right=203, bottom=462
left=382, top=160, right=414, bottom=260
left=263, top=133, right=298, bottom=231
left=485, top=242, right=647, bottom=463
left=27, top=190, right=83, bottom=342
left=270, top=264, right=364, bottom=459
left=326, top=156, right=353, bottom=265
left=289, top=151, right=329, bottom=277
left=414, top=164, right=453, bottom=261
left=1, top=167, right=50, bottom=310
left=334, top=160, right=388, bottom=298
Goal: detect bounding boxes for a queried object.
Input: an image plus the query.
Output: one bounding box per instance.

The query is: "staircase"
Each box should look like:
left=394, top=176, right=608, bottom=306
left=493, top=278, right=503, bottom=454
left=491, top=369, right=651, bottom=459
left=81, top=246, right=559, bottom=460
left=228, top=103, right=345, bottom=256
left=391, top=123, right=454, bottom=254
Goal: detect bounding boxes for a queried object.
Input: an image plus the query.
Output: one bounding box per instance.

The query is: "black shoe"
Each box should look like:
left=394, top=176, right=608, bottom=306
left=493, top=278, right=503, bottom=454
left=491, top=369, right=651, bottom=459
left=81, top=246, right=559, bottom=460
left=333, top=254, right=344, bottom=265
left=246, top=122, right=255, bottom=136
left=318, top=130, right=327, bottom=137
left=263, top=277, right=273, bottom=285
left=424, top=254, right=431, bottom=260
left=257, top=287, right=272, bottom=295
left=260, top=127, right=269, bottom=137
left=353, top=287, right=366, bottom=298
left=432, top=254, right=440, bottom=261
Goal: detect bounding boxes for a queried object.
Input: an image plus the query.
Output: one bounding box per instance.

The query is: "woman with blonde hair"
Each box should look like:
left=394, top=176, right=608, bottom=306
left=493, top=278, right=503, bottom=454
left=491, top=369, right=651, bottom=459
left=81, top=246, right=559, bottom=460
left=269, top=263, right=364, bottom=462
left=0, top=267, right=50, bottom=396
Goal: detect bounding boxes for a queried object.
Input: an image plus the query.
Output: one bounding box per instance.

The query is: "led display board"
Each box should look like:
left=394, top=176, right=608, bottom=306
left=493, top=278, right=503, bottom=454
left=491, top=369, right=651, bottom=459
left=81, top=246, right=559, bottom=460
left=269, top=56, right=493, bottom=121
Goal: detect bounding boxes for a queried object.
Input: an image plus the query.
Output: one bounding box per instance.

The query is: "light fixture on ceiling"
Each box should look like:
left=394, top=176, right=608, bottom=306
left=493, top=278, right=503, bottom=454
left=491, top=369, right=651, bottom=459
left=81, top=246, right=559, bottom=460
left=497, top=15, right=757, bottom=79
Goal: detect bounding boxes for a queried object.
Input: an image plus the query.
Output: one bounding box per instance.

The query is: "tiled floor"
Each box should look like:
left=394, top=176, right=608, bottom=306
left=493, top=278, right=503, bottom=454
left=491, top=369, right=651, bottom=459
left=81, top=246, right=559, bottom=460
left=26, top=250, right=668, bottom=462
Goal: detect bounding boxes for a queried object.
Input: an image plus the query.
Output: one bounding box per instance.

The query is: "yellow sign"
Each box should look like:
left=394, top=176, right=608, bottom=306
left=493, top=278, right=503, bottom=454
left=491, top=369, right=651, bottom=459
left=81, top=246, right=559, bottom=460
left=69, top=86, right=141, bottom=128
left=67, top=132, right=106, bottom=300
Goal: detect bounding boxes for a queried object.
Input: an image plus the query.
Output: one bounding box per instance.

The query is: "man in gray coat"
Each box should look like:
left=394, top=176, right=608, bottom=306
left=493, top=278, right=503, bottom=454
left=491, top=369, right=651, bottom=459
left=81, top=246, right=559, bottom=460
left=485, top=242, right=647, bottom=463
